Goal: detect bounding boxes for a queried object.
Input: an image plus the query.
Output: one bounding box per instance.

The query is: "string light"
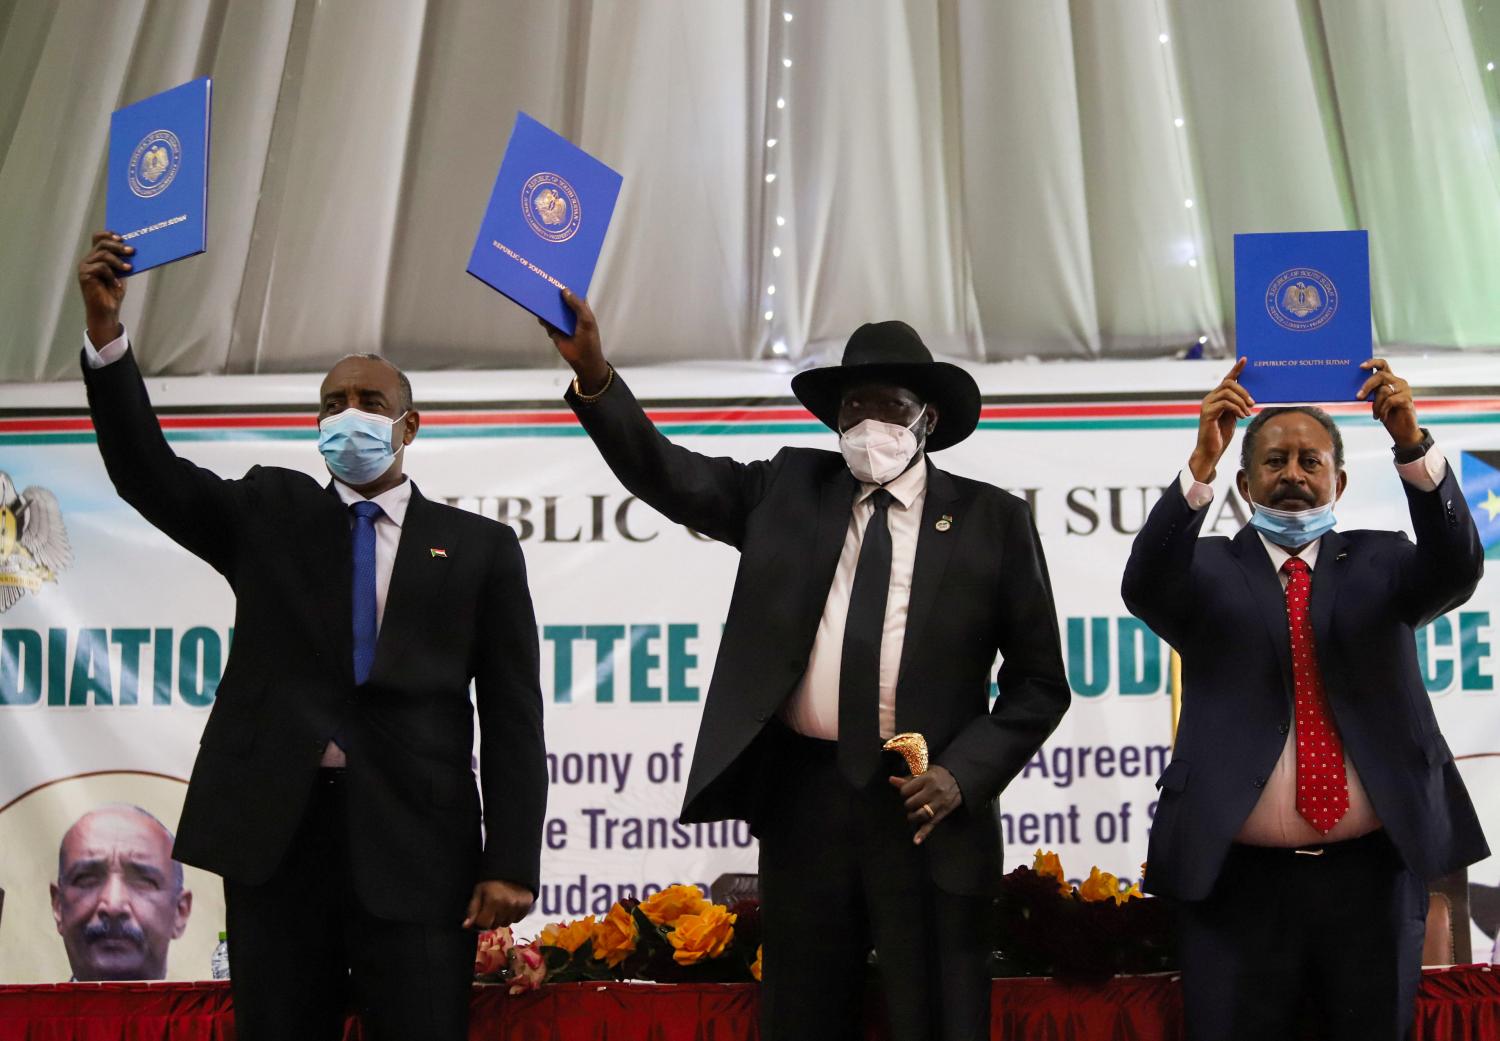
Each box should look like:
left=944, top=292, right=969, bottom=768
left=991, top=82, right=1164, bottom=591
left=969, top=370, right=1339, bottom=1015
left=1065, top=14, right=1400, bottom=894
left=1489, top=61, right=1495, bottom=71
left=1188, top=258, right=1199, bottom=268
left=761, top=11, right=793, bottom=360
left=1184, top=198, right=1194, bottom=208
left=1198, top=335, right=1209, bottom=345
left=1174, top=117, right=1185, bottom=128
left=1158, top=32, right=1170, bottom=43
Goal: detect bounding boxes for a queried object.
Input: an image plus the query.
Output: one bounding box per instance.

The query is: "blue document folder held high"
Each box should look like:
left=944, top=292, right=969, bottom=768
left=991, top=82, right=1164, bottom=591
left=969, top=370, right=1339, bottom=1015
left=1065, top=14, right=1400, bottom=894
left=107, top=78, right=212, bottom=274
left=1233, top=230, right=1371, bottom=403
left=468, top=112, right=623, bottom=335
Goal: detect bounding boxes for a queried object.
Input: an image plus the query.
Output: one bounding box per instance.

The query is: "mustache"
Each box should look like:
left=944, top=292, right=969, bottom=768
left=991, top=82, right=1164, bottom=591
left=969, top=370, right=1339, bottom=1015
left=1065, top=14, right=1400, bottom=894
left=1268, top=486, right=1318, bottom=507
left=82, top=917, right=145, bottom=948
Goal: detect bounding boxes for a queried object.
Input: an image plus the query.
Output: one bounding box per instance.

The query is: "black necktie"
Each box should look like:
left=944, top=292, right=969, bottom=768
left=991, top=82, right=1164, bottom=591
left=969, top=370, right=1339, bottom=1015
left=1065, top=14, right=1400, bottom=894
left=838, top=489, right=895, bottom=787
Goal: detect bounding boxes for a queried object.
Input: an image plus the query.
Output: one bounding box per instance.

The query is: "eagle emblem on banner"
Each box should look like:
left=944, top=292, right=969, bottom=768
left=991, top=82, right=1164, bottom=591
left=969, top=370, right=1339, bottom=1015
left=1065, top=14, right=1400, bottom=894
left=0, top=472, right=73, bottom=612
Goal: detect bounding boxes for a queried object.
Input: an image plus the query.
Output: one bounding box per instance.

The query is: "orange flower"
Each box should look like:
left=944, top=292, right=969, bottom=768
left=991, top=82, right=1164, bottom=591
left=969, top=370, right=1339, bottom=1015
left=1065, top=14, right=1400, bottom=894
left=1033, top=849, right=1071, bottom=894
left=539, top=915, right=595, bottom=953
left=667, top=904, right=737, bottom=965
left=751, top=944, right=763, bottom=982
left=474, top=926, right=514, bottom=976
left=1078, top=866, right=1123, bottom=904
left=591, top=902, right=638, bottom=968
left=1117, top=881, right=1144, bottom=904
left=639, top=883, right=710, bottom=926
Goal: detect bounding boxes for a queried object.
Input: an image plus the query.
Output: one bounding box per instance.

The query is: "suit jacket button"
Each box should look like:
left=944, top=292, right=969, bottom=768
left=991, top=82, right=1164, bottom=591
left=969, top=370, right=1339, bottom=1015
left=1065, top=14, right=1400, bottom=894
left=756, top=712, right=770, bottom=723
left=1252, top=777, right=1265, bottom=789
left=1278, top=721, right=1289, bottom=735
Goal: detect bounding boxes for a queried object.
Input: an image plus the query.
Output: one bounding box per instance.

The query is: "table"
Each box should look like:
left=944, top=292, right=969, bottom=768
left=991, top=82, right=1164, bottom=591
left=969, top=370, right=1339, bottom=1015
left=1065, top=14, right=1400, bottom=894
left=1, top=966, right=1496, bottom=1040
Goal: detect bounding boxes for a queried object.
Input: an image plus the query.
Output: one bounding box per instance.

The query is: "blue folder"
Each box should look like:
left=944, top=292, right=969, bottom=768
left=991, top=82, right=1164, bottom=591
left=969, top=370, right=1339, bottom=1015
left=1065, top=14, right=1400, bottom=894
left=1233, top=230, right=1371, bottom=403
left=107, top=78, right=212, bottom=274
left=468, top=112, right=623, bottom=335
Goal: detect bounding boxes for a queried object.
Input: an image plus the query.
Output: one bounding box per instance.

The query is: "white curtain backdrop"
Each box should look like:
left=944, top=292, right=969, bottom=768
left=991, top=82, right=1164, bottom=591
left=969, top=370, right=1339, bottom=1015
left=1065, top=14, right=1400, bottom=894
left=1, top=0, right=1497, bottom=381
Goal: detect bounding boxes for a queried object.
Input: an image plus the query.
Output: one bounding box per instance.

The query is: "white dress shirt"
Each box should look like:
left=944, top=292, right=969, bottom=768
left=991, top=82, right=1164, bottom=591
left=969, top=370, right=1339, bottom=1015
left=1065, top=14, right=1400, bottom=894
left=84, top=327, right=409, bottom=767
left=781, top=458, right=927, bottom=741
left=1176, top=448, right=1446, bottom=846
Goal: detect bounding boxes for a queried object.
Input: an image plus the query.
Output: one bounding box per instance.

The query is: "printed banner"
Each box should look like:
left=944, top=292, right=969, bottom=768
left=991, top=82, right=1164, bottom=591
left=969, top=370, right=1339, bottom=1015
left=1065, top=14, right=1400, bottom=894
left=1, top=357, right=1497, bottom=982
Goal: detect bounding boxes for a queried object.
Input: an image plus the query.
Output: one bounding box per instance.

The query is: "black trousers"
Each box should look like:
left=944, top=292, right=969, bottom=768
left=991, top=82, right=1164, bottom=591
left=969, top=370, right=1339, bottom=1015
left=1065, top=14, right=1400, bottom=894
left=1178, top=829, right=1427, bottom=1041
left=223, top=769, right=476, bottom=1041
left=757, top=726, right=991, bottom=1041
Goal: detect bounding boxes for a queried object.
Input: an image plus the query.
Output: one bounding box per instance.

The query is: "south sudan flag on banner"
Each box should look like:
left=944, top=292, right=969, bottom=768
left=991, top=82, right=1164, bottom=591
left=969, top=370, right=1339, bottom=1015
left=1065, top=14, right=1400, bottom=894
left=1460, top=451, right=1500, bottom=560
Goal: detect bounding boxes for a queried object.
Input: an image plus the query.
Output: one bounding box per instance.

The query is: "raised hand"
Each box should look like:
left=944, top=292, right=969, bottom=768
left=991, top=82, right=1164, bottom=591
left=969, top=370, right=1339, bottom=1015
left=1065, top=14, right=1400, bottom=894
left=1357, top=358, right=1422, bottom=449
left=77, top=232, right=133, bottom=347
left=539, top=289, right=610, bottom=394
left=1188, top=357, right=1255, bottom=483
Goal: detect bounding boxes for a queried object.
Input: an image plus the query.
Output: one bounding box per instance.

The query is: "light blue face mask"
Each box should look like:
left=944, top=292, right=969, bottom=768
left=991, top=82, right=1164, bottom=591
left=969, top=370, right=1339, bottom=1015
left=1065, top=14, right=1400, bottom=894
left=1247, top=497, right=1337, bottom=548
left=317, top=408, right=406, bottom=486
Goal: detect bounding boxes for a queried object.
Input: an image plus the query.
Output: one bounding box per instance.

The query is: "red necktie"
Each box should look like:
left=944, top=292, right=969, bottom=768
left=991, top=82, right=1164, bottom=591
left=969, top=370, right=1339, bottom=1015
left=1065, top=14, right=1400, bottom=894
left=1282, top=557, right=1348, bottom=834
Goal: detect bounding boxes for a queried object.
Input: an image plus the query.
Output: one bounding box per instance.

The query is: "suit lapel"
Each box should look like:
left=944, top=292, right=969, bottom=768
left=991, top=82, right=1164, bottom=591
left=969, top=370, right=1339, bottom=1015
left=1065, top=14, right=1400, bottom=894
left=303, top=483, right=354, bottom=684
left=1309, top=529, right=1347, bottom=661
left=370, top=485, right=458, bottom=679
left=895, top=461, right=962, bottom=692
left=1230, top=526, right=1294, bottom=701
left=810, top=467, right=859, bottom=605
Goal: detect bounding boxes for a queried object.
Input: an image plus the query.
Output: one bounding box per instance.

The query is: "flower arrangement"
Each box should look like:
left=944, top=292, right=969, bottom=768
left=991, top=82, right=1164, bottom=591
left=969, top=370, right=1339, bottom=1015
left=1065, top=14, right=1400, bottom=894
left=484, top=884, right=764, bottom=988
left=988, top=850, right=1175, bottom=984
left=477, top=858, right=1172, bottom=989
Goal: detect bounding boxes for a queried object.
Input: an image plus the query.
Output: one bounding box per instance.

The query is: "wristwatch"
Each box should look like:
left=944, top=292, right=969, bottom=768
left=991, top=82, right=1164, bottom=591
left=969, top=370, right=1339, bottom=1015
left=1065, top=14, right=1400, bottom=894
left=1391, top=427, right=1434, bottom=464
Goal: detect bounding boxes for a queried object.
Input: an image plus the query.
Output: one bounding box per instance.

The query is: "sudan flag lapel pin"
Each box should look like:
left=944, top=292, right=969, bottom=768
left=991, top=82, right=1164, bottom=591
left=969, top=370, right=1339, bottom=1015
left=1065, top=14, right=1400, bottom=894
left=430, top=547, right=449, bottom=559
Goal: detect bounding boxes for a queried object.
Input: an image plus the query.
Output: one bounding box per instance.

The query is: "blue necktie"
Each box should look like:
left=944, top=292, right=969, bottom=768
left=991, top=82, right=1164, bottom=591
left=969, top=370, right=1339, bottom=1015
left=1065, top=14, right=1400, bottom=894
left=350, top=500, right=383, bottom=687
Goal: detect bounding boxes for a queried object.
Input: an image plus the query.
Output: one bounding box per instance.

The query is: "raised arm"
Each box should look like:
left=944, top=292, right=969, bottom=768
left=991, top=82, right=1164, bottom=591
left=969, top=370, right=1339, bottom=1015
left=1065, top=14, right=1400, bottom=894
left=544, top=290, right=779, bottom=548
left=77, top=232, right=240, bottom=576
left=1356, top=358, right=1484, bottom=625
left=1121, top=358, right=1254, bottom=643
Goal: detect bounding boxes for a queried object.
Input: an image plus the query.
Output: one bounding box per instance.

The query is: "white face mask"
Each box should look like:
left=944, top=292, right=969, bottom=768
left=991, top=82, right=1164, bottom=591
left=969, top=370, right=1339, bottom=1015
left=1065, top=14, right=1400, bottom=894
left=839, top=407, right=927, bottom=485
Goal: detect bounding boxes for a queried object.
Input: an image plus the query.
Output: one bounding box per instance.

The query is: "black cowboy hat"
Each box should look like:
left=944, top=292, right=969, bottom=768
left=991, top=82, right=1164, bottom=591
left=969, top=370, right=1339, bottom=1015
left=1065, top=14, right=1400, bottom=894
left=790, top=321, right=980, bottom=452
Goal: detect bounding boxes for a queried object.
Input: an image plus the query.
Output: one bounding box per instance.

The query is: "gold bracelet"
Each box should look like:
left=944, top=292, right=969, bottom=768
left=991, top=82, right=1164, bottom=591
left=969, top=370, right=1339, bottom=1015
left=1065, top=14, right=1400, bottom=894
left=572, top=365, right=615, bottom=402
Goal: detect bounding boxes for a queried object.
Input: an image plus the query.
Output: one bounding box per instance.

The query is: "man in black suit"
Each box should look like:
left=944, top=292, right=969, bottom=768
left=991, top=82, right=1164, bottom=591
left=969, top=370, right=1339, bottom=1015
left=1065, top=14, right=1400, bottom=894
left=77, top=232, right=547, bottom=1041
left=1123, top=357, right=1488, bottom=1040
left=543, top=291, right=1069, bottom=1041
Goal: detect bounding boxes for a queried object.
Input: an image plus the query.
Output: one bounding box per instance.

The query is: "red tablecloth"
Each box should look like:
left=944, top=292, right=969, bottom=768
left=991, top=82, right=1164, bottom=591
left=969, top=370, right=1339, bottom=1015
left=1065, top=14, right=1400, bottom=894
left=0, top=967, right=1496, bottom=1040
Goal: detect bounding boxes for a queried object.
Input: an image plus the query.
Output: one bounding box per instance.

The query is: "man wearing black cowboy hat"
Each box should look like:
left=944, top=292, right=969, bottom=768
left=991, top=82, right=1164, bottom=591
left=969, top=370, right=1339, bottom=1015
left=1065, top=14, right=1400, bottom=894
left=545, top=291, right=1069, bottom=1041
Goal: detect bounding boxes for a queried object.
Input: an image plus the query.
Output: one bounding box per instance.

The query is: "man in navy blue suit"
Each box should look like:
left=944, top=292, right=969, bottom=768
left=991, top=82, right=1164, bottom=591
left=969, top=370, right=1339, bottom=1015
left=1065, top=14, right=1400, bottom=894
left=1123, top=357, right=1487, bottom=1041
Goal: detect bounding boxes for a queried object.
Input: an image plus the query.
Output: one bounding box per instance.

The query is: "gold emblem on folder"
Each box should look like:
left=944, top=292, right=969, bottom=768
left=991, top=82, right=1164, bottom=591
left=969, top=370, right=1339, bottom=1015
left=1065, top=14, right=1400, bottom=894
left=1265, top=267, right=1338, bottom=333
left=128, top=129, right=182, bottom=199
left=521, top=172, right=582, bottom=243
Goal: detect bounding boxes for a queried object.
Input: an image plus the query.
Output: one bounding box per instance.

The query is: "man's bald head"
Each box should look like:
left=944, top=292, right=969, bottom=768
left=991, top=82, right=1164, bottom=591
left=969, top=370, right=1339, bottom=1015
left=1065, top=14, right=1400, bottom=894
left=57, top=806, right=182, bottom=893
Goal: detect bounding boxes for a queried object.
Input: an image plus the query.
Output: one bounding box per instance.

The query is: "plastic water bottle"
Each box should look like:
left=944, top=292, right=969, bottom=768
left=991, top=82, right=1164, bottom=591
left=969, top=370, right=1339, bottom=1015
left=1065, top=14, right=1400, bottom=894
left=210, top=932, right=230, bottom=980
